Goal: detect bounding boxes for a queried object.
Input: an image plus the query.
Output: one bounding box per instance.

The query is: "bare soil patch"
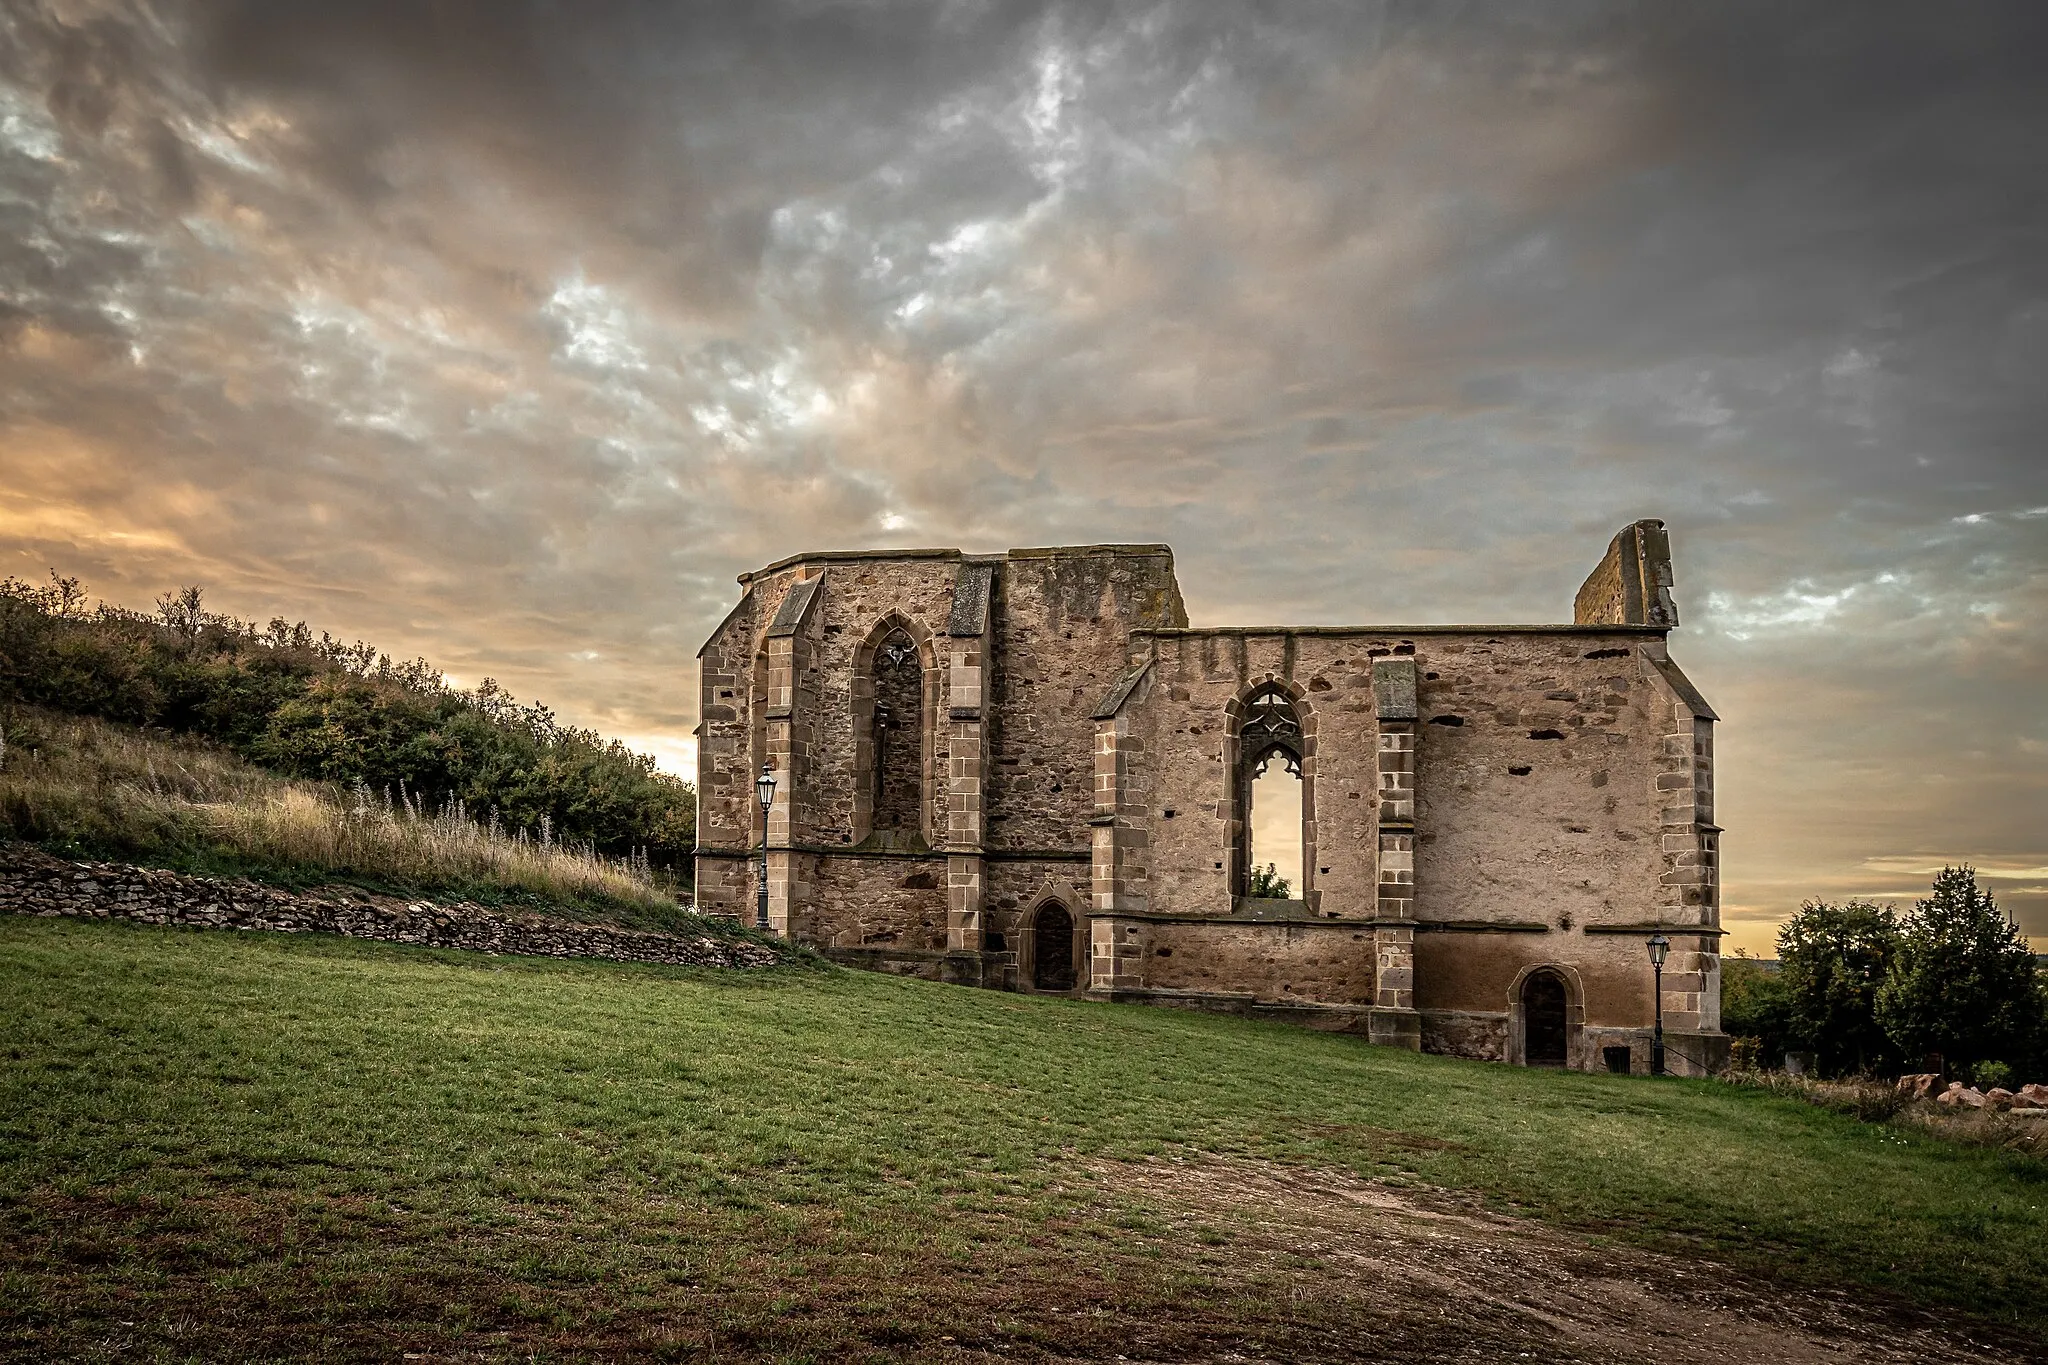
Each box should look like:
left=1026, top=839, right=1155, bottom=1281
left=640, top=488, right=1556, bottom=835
left=1088, top=1156, right=2039, bottom=1364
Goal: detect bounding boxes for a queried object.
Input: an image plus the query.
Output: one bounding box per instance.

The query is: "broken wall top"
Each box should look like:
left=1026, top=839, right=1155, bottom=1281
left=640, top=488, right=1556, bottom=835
left=1574, top=519, right=1679, bottom=629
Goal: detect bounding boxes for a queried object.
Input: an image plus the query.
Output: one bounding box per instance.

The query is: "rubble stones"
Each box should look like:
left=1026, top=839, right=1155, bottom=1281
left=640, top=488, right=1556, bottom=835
left=1984, top=1087, right=2016, bottom=1111
left=1937, top=1083, right=1987, bottom=1109
left=1896, top=1073, right=1941, bottom=1100
left=2017, top=1084, right=2048, bottom=1110
left=0, top=843, right=780, bottom=970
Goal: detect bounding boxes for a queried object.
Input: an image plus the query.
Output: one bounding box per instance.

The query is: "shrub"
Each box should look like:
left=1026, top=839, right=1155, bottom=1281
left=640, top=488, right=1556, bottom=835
left=0, top=710, right=688, bottom=926
left=1972, top=1060, right=2016, bottom=1092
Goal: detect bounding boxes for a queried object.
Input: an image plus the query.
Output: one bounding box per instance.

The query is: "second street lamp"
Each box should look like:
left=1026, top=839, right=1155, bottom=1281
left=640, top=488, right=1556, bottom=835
left=1647, top=933, right=1670, bottom=1076
left=755, top=763, right=776, bottom=933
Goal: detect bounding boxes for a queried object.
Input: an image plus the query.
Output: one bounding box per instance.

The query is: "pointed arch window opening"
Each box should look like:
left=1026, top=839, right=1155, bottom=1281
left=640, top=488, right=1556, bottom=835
left=870, top=627, right=926, bottom=847
left=1238, top=687, right=1308, bottom=903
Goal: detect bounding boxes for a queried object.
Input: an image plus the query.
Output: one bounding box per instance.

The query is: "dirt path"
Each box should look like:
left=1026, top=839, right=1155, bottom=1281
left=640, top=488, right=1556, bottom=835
left=1087, top=1158, right=2035, bottom=1365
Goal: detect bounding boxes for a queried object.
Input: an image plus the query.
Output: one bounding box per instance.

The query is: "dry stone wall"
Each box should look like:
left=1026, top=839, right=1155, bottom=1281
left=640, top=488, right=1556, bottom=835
left=1, top=843, right=781, bottom=969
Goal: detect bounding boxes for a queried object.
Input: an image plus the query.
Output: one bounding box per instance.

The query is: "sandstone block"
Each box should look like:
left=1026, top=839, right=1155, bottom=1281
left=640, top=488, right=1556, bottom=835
left=1896, top=1072, right=1940, bottom=1100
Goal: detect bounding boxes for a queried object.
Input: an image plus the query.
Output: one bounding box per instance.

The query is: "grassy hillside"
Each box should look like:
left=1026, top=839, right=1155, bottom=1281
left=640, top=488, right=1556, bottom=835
left=4, top=918, right=2045, bottom=1361
left=0, top=709, right=694, bottom=930
left=0, top=572, right=694, bottom=869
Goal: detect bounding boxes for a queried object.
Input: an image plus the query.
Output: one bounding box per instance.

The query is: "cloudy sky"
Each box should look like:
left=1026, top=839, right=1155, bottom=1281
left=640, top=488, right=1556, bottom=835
left=3, top=1, right=2043, bottom=951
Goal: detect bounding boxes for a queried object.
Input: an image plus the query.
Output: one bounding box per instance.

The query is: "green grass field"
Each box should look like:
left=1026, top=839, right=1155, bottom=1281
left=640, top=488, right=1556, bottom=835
left=4, top=918, right=2046, bottom=1362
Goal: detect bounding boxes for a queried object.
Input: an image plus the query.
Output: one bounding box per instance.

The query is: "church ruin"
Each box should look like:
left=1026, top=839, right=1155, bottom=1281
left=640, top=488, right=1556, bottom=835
left=694, top=520, right=1726, bottom=1075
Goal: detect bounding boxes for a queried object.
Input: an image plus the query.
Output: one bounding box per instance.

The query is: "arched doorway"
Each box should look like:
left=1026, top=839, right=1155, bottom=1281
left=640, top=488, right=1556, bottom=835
left=1032, top=902, right=1076, bottom=992
left=1522, top=972, right=1569, bottom=1067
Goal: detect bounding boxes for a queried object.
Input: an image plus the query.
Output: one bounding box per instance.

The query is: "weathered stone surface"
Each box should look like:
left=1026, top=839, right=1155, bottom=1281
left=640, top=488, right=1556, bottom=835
left=1937, top=1083, right=1987, bottom=1109
left=2016, top=1083, right=2048, bottom=1109
left=1575, top=519, right=1678, bottom=629
left=1897, top=1072, right=1941, bottom=1100
left=1, top=842, right=779, bottom=969
left=1985, top=1087, right=2016, bottom=1111
left=696, top=524, right=1723, bottom=1075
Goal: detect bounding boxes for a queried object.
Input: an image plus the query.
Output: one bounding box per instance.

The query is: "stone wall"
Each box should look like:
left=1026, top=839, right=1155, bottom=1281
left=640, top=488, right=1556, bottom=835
left=985, top=548, right=1185, bottom=853
left=799, top=851, right=949, bottom=951
left=1096, top=622, right=1722, bottom=1071
left=1131, top=919, right=1377, bottom=1004
left=0, top=844, right=782, bottom=970
left=693, top=525, right=1725, bottom=1074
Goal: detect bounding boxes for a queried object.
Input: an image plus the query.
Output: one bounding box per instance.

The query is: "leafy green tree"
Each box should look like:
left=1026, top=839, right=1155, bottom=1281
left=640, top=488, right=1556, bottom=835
left=1875, top=866, right=2042, bottom=1075
left=1719, top=951, right=1794, bottom=1065
left=1777, top=898, right=1899, bottom=1075
left=1247, top=862, right=1292, bottom=898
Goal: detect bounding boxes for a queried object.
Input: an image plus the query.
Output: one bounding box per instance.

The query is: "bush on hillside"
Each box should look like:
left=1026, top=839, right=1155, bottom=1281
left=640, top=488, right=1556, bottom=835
left=0, top=572, right=694, bottom=870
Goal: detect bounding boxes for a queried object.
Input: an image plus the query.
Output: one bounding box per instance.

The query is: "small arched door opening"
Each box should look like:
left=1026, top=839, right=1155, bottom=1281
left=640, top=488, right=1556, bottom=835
left=1522, top=971, right=1569, bottom=1067
left=1032, top=902, right=1077, bottom=992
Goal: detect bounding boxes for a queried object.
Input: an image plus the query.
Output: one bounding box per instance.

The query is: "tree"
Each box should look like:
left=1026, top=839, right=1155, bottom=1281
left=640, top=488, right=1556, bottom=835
left=1875, top=866, right=2042, bottom=1075
left=1776, top=898, right=1899, bottom=1075
left=1720, top=950, right=1794, bottom=1066
left=1248, top=862, right=1292, bottom=898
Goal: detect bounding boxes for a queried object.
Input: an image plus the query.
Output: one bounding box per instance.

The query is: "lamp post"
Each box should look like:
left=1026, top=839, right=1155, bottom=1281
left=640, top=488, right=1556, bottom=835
left=1646, top=933, right=1670, bottom=1076
left=755, top=763, right=776, bottom=933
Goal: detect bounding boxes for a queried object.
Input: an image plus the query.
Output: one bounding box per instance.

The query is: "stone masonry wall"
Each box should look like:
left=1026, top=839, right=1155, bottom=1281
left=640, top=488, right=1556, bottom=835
left=1136, top=920, right=1378, bottom=1004
left=694, top=528, right=1720, bottom=1072
left=985, top=548, right=1185, bottom=854
left=1409, top=632, right=1672, bottom=937
left=695, top=545, right=1183, bottom=953
left=1111, top=626, right=1717, bottom=1057
left=1, top=844, right=781, bottom=969
left=798, top=852, right=949, bottom=951
left=1133, top=633, right=1390, bottom=919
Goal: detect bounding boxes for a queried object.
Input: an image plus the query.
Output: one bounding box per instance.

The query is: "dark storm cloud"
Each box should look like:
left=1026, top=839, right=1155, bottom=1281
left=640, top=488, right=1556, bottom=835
left=2, top=0, right=2042, bottom=946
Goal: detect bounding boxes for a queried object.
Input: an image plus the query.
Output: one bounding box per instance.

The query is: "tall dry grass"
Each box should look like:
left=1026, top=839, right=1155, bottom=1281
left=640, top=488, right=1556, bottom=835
left=0, top=708, right=688, bottom=926
left=1721, top=1066, right=2048, bottom=1160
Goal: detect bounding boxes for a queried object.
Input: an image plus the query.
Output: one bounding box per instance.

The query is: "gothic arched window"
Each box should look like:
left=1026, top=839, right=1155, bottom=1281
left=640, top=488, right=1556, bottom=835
left=1237, top=686, right=1306, bottom=901
left=871, top=628, right=924, bottom=839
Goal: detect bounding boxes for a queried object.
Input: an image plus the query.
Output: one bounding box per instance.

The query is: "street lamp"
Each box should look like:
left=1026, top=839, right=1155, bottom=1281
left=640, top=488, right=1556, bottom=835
left=1646, top=933, right=1670, bottom=1076
left=755, top=763, right=776, bottom=933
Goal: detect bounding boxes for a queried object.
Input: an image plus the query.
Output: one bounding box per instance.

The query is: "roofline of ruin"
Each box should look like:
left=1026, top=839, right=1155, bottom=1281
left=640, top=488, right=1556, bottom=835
left=739, top=543, right=1175, bottom=583
left=1133, top=624, right=1671, bottom=638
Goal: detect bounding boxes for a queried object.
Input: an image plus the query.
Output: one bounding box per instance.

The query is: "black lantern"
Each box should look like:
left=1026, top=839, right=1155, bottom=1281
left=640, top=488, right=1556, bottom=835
left=755, top=764, right=776, bottom=932
left=1646, top=933, right=1670, bottom=1075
